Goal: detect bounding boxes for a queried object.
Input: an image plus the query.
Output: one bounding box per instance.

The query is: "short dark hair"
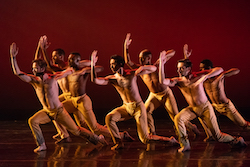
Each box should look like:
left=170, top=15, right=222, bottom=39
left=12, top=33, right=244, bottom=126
left=178, top=59, right=192, bottom=68
left=140, top=49, right=152, bottom=57
left=110, top=55, right=125, bottom=67
left=32, top=59, right=47, bottom=69
left=53, top=48, right=65, bottom=56
left=68, top=52, right=81, bottom=61
left=200, top=59, right=213, bottom=69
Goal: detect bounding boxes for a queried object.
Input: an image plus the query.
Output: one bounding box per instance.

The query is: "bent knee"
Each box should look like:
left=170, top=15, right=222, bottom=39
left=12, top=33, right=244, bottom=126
left=28, top=117, right=36, bottom=126
left=174, top=114, right=186, bottom=123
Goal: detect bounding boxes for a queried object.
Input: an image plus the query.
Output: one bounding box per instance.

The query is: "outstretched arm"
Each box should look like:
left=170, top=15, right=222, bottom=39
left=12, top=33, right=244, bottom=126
left=223, top=68, right=240, bottom=77
left=135, top=65, right=157, bottom=76
left=91, top=50, right=109, bottom=85
left=183, top=44, right=192, bottom=59
left=54, top=67, right=74, bottom=80
left=10, top=43, right=32, bottom=83
left=194, top=67, right=224, bottom=86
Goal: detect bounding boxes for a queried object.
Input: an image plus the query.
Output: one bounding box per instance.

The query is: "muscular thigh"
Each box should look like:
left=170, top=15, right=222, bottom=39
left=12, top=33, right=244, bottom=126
left=107, top=106, right=132, bottom=122
left=62, top=99, right=78, bottom=113
left=30, top=109, right=51, bottom=124
left=145, top=94, right=161, bottom=113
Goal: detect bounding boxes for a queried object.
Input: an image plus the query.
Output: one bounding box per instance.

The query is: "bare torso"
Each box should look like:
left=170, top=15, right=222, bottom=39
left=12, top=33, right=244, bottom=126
left=109, top=70, right=142, bottom=103
left=67, top=70, right=89, bottom=97
left=203, top=73, right=228, bottom=104
left=30, top=73, right=62, bottom=110
left=177, top=73, right=209, bottom=107
left=141, top=70, right=169, bottom=93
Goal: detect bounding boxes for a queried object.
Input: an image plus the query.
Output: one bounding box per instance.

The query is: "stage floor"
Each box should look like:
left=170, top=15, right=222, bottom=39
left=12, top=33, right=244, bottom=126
left=0, top=118, right=250, bottom=167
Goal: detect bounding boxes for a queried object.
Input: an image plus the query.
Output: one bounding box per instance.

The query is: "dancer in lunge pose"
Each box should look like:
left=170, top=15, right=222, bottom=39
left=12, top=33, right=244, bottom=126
left=159, top=45, right=246, bottom=152
left=199, top=59, right=250, bottom=142
left=123, top=33, right=200, bottom=136
left=10, top=42, right=107, bottom=153
left=91, top=51, right=179, bottom=150
left=37, top=35, right=134, bottom=143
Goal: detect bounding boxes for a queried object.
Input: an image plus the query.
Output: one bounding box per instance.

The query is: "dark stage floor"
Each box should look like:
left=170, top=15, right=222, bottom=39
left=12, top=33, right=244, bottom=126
left=1, top=117, right=250, bottom=167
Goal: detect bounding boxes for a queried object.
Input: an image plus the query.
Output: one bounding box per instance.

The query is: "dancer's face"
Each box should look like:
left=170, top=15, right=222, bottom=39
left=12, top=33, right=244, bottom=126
left=68, top=54, right=80, bottom=69
left=52, top=51, right=64, bottom=64
left=110, top=59, right=121, bottom=73
left=139, top=54, right=152, bottom=65
left=199, top=63, right=211, bottom=71
left=32, top=62, right=45, bottom=76
left=177, top=62, right=190, bottom=77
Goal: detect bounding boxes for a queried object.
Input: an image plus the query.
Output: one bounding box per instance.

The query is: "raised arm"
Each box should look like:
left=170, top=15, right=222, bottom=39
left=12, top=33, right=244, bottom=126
left=154, top=49, right=176, bottom=66
left=183, top=44, right=192, bottom=59
left=91, top=50, right=109, bottom=85
left=159, top=51, right=177, bottom=87
left=124, top=33, right=139, bottom=69
left=10, top=43, right=32, bottom=83
left=38, top=35, right=58, bottom=72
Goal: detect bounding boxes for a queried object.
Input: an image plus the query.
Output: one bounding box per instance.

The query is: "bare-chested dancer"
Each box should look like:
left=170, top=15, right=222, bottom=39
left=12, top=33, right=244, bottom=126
left=159, top=47, right=246, bottom=152
left=124, top=33, right=200, bottom=136
left=66, top=51, right=134, bottom=141
left=91, top=52, right=179, bottom=150
left=35, top=36, right=89, bottom=143
left=10, top=42, right=107, bottom=153
left=38, top=36, right=134, bottom=143
left=199, top=59, right=250, bottom=141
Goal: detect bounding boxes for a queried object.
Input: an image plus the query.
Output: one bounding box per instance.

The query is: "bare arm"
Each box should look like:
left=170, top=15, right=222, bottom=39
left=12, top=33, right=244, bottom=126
left=159, top=51, right=177, bottom=87
left=124, top=33, right=139, bottom=69
left=38, top=36, right=57, bottom=73
left=54, top=67, right=74, bottom=80
left=10, top=43, right=32, bottom=83
left=154, top=50, right=176, bottom=66
left=183, top=44, right=192, bottom=59
left=135, top=65, right=157, bottom=76
left=194, top=67, right=224, bottom=86
left=223, top=68, right=240, bottom=77
left=91, top=50, right=109, bottom=85
left=78, top=60, right=91, bottom=68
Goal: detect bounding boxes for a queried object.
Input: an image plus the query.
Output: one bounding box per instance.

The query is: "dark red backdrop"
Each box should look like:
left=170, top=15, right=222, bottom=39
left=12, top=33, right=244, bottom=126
left=1, top=0, right=250, bottom=120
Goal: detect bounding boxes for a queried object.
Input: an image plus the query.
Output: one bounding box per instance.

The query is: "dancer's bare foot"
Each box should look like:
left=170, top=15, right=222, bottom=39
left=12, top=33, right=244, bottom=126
left=169, top=136, right=180, bottom=146
left=178, top=144, right=191, bottom=152
left=111, top=142, right=124, bottom=150
left=34, top=143, right=47, bottom=153
left=98, top=135, right=109, bottom=145
left=203, top=136, right=215, bottom=142
left=55, top=137, right=72, bottom=144
left=122, top=131, right=135, bottom=142
left=52, top=133, right=61, bottom=140
left=230, top=137, right=247, bottom=148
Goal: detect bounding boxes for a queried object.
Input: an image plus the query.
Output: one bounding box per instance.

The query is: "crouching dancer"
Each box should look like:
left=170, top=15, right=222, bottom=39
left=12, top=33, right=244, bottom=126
left=10, top=43, right=107, bottom=153
left=91, top=51, right=179, bottom=150
left=159, top=48, right=246, bottom=152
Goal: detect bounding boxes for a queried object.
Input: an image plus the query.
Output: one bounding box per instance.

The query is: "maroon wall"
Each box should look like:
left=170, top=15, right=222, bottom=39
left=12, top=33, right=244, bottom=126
left=1, top=0, right=250, bottom=120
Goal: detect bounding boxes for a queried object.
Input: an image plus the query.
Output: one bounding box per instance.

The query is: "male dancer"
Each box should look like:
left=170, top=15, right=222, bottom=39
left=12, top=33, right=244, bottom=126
left=38, top=36, right=134, bottom=143
left=199, top=59, right=250, bottom=141
left=66, top=51, right=134, bottom=141
left=159, top=48, right=246, bottom=152
left=91, top=51, right=179, bottom=150
left=124, top=33, right=200, bottom=136
left=35, top=36, right=88, bottom=143
left=10, top=42, right=106, bottom=153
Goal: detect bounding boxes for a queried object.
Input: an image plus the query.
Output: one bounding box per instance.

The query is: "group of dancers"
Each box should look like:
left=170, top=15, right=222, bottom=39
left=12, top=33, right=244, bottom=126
left=10, top=33, right=249, bottom=153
